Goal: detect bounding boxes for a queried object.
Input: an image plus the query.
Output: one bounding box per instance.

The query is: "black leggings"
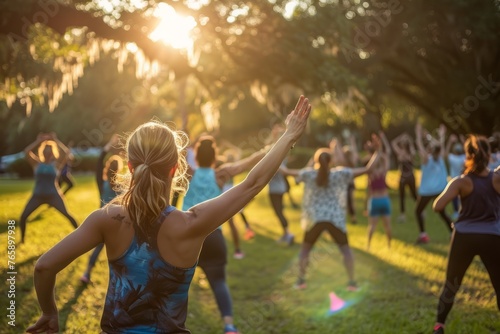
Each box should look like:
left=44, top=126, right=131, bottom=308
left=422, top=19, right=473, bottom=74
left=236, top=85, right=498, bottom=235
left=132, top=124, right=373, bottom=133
left=415, top=195, right=452, bottom=233
left=437, top=232, right=500, bottom=324
left=269, top=193, right=288, bottom=232
left=20, top=194, right=78, bottom=242
left=347, top=182, right=355, bottom=217
left=198, top=229, right=233, bottom=318
left=399, top=175, right=417, bottom=214
left=58, top=173, right=75, bottom=194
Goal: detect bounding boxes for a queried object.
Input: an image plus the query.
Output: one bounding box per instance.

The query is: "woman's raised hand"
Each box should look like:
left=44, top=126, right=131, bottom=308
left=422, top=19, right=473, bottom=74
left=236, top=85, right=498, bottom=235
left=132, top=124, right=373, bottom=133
left=285, top=95, right=311, bottom=142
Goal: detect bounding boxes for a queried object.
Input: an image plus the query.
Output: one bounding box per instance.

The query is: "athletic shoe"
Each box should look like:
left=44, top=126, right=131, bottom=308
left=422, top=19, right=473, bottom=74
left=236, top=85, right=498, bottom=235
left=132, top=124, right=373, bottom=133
left=346, top=281, right=359, bottom=292
left=294, top=278, right=307, bottom=290
left=80, top=274, right=90, bottom=284
left=277, top=233, right=294, bottom=246
left=224, top=324, right=240, bottom=334
left=244, top=228, right=255, bottom=240
left=233, top=251, right=245, bottom=260
left=416, top=234, right=430, bottom=244
left=433, top=324, right=445, bottom=334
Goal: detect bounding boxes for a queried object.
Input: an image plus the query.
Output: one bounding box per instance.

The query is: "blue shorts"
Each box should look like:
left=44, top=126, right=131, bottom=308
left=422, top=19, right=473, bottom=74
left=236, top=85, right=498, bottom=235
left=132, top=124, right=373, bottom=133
left=368, top=196, right=391, bottom=217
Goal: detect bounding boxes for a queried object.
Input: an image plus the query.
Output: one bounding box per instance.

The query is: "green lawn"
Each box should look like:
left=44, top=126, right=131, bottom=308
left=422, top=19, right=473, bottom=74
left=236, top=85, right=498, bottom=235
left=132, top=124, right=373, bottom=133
left=0, top=172, right=498, bottom=334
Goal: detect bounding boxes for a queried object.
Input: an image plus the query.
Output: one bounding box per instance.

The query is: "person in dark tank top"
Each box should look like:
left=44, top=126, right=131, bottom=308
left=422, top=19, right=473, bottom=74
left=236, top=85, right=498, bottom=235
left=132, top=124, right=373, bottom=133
left=431, top=135, right=500, bottom=334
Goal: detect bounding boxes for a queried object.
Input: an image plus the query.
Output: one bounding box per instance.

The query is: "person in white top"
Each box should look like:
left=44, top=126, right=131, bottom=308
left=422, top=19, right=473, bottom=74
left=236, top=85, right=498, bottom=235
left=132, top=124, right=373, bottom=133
left=283, top=141, right=380, bottom=292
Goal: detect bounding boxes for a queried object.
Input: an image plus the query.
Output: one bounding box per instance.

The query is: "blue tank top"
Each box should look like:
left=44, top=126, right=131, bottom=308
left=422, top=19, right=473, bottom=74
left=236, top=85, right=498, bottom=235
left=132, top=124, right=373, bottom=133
left=101, top=181, right=118, bottom=207
left=454, top=171, right=500, bottom=236
left=33, top=163, right=59, bottom=195
left=418, top=156, right=448, bottom=196
left=101, top=206, right=196, bottom=333
left=182, top=168, right=222, bottom=210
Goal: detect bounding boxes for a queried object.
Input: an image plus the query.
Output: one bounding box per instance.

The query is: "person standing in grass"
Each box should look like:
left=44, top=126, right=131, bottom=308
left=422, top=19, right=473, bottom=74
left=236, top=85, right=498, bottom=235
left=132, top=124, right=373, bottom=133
left=182, top=135, right=270, bottom=334
left=80, top=134, right=123, bottom=284
left=220, top=150, right=256, bottom=260
left=26, top=96, right=311, bottom=334
left=391, top=132, right=417, bottom=223
left=414, top=123, right=453, bottom=244
left=19, top=132, right=78, bottom=243
left=432, top=135, right=500, bottom=334
left=366, top=131, right=392, bottom=250
left=267, top=123, right=295, bottom=246
left=58, top=140, right=76, bottom=195
left=285, top=140, right=380, bottom=292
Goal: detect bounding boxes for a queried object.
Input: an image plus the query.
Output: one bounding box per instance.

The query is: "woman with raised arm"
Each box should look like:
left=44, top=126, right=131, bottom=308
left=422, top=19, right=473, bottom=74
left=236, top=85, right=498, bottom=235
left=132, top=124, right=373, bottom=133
left=431, top=136, right=500, bottom=334
left=414, top=124, right=453, bottom=244
left=19, top=132, right=78, bottom=243
left=366, top=131, right=392, bottom=250
left=26, top=96, right=311, bottom=334
left=391, top=132, right=417, bottom=222
left=267, top=123, right=295, bottom=245
left=182, top=135, right=271, bottom=334
left=285, top=139, right=380, bottom=294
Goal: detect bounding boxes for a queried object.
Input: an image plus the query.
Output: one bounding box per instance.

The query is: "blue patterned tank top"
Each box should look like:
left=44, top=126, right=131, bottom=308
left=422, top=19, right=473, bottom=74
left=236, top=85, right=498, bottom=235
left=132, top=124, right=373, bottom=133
left=33, top=163, right=59, bottom=195
left=101, top=206, right=196, bottom=333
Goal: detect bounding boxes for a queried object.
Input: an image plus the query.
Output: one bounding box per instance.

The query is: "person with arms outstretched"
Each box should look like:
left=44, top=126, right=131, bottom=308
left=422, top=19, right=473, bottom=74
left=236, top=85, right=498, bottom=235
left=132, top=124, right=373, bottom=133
left=26, top=96, right=311, bottom=334
left=19, top=132, right=78, bottom=244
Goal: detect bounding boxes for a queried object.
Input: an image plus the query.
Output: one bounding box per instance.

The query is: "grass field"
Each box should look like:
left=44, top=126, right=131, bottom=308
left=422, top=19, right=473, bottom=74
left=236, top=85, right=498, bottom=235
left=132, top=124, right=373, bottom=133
left=0, top=172, right=499, bottom=334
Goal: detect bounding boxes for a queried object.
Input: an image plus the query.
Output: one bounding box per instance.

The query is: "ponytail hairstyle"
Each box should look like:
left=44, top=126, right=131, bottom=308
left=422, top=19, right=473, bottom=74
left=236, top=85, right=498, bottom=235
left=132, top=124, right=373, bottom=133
left=114, top=121, right=189, bottom=244
left=464, top=135, right=490, bottom=175
left=195, top=135, right=217, bottom=168
left=314, top=148, right=331, bottom=187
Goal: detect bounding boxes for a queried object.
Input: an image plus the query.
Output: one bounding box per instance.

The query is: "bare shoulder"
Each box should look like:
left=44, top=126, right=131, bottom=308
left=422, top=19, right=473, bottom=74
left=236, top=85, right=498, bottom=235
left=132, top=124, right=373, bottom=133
left=97, top=204, right=132, bottom=229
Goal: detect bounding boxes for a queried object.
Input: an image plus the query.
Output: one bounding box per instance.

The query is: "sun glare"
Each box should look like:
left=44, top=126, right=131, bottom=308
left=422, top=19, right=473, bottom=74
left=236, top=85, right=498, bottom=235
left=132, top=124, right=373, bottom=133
left=149, top=3, right=196, bottom=49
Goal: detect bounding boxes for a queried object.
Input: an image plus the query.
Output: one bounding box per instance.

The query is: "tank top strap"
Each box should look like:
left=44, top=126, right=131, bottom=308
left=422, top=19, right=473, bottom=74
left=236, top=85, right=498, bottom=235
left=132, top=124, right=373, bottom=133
left=155, top=205, right=177, bottom=227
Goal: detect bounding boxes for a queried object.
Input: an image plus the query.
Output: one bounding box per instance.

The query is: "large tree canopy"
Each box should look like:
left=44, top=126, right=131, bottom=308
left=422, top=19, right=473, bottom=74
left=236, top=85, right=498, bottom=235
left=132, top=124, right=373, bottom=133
left=1, top=0, right=499, bottom=154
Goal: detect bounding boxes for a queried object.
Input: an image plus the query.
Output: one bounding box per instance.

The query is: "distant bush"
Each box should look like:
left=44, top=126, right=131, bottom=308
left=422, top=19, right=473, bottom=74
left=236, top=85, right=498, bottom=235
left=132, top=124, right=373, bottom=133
left=6, top=159, right=33, bottom=178
left=288, top=147, right=315, bottom=168
left=71, top=154, right=99, bottom=172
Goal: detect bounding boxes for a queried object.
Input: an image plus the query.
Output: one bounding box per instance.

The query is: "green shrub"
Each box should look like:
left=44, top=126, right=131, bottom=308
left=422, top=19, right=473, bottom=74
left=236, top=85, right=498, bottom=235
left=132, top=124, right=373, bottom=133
left=6, top=158, right=33, bottom=178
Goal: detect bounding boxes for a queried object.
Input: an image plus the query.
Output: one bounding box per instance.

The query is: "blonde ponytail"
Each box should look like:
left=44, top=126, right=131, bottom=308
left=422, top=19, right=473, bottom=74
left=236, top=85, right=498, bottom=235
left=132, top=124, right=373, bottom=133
left=113, top=121, right=189, bottom=243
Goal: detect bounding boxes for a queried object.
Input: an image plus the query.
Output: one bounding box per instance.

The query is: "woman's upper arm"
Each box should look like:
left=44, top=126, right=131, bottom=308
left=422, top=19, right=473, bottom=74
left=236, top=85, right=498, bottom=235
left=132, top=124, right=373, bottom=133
left=35, top=210, right=105, bottom=273
left=184, top=180, right=260, bottom=237
left=433, top=178, right=460, bottom=212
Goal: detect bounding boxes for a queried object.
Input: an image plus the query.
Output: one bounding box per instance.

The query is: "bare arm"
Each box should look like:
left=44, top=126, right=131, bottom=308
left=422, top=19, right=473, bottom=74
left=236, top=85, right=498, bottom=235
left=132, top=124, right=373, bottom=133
left=391, top=133, right=406, bottom=157
left=329, top=138, right=346, bottom=166
left=379, top=131, right=391, bottom=157
left=438, top=124, right=446, bottom=159
left=415, top=123, right=428, bottom=165
left=49, top=133, right=70, bottom=169
left=352, top=151, right=380, bottom=178
left=445, top=134, right=458, bottom=158
left=26, top=210, right=105, bottom=333
left=433, top=178, right=460, bottom=212
left=349, top=135, right=359, bottom=166
left=184, top=96, right=311, bottom=237
left=24, top=134, right=47, bottom=167
left=215, top=148, right=268, bottom=187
